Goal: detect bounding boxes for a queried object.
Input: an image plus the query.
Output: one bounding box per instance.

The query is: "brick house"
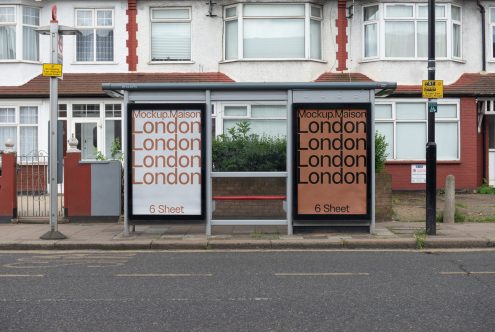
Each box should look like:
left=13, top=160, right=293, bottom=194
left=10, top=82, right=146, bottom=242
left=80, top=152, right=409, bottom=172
left=0, top=0, right=494, bottom=190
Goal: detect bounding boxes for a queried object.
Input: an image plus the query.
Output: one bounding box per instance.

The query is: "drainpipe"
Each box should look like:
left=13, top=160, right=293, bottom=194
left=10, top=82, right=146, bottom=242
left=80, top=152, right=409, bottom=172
left=126, top=0, right=138, bottom=71
left=478, top=0, right=486, bottom=72
left=336, top=0, right=348, bottom=71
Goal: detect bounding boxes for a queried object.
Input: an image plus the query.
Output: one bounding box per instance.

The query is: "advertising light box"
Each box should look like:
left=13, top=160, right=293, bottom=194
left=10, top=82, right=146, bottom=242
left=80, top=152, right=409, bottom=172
left=293, top=104, right=372, bottom=224
left=128, top=104, right=205, bottom=221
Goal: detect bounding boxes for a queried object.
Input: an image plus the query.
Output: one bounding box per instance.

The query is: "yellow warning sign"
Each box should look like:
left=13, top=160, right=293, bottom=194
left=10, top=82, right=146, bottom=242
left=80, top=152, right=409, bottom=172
left=422, top=80, right=443, bottom=99
left=42, top=63, right=63, bottom=77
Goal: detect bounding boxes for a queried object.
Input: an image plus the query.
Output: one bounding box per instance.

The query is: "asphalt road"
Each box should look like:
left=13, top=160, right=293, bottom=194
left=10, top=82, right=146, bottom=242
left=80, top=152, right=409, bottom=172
left=0, top=250, right=494, bottom=332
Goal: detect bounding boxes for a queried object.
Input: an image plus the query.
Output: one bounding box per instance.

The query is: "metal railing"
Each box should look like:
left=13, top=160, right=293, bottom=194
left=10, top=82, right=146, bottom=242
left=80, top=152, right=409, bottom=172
left=16, top=153, right=64, bottom=220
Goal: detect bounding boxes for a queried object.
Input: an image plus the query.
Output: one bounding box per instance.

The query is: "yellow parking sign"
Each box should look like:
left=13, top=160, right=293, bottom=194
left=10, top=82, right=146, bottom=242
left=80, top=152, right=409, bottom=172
left=422, top=80, right=443, bottom=99
left=42, top=63, right=63, bottom=77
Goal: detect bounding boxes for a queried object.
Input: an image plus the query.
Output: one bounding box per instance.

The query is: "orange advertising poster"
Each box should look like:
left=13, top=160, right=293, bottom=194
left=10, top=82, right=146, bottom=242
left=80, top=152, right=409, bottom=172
left=296, top=108, right=369, bottom=216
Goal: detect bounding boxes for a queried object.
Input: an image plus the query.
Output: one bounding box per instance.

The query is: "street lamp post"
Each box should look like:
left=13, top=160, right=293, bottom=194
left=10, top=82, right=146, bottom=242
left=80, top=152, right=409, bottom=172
left=37, top=6, right=79, bottom=240
left=425, top=0, right=437, bottom=235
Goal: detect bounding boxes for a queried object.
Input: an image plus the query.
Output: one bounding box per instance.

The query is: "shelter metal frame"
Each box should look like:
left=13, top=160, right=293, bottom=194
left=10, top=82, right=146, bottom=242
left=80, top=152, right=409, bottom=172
left=103, top=82, right=396, bottom=236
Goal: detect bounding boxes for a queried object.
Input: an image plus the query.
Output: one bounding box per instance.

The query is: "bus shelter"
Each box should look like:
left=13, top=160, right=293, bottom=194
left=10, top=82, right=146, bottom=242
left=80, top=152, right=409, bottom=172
left=102, top=82, right=396, bottom=236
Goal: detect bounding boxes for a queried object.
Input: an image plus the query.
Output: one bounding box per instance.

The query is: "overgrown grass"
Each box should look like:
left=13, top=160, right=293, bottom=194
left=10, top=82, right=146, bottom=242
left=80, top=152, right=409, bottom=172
left=414, top=229, right=427, bottom=249
left=476, top=181, right=495, bottom=194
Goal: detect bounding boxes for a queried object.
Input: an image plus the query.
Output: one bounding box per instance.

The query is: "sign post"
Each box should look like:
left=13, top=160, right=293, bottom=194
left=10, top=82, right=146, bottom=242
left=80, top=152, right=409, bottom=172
left=425, top=0, right=438, bottom=236
left=38, top=6, right=79, bottom=240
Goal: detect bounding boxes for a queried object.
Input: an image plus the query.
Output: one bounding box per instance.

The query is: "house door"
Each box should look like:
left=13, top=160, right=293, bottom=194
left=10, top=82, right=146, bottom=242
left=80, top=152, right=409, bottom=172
left=74, top=121, right=100, bottom=160
left=489, top=116, right=495, bottom=186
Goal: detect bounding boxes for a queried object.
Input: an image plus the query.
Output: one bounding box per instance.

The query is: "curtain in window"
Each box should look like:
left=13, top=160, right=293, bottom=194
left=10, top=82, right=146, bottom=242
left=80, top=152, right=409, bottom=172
left=151, top=23, right=191, bottom=61
left=20, top=106, right=37, bottom=124
left=453, top=24, right=461, bottom=57
left=23, top=26, right=38, bottom=61
left=396, top=123, right=426, bottom=159
left=20, top=127, right=37, bottom=155
left=0, top=107, right=15, bottom=123
left=385, top=21, right=414, bottom=57
left=225, top=20, right=238, bottom=60
left=0, top=127, right=16, bottom=151
left=0, top=26, right=16, bottom=59
left=310, top=19, right=321, bottom=59
left=364, top=24, right=377, bottom=57
left=243, top=19, right=304, bottom=58
left=76, top=29, right=94, bottom=61
left=436, top=123, right=458, bottom=160
left=417, top=22, right=447, bottom=58
left=375, top=123, right=394, bottom=159
left=96, top=29, right=113, bottom=61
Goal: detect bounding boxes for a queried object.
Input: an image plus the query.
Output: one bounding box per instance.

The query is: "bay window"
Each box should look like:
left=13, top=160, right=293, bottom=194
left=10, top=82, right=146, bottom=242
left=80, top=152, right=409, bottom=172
left=224, top=3, right=322, bottom=60
left=0, top=106, right=38, bottom=156
left=0, top=6, right=39, bottom=61
left=75, top=9, right=114, bottom=62
left=363, top=3, right=461, bottom=60
left=151, top=8, right=191, bottom=62
left=375, top=100, right=459, bottom=161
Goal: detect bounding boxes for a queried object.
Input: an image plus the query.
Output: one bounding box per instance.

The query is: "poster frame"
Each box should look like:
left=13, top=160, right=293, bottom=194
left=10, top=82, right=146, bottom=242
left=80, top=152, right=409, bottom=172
left=292, top=103, right=372, bottom=224
left=127, top=103, right=206, bottom=223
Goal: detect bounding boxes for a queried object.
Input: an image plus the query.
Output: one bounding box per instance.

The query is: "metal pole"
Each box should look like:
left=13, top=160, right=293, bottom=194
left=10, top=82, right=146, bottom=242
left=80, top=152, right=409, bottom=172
left=41, top=20, right=65, bottom=239
left=286, top=90, right=293, bottom=235
left=206, top=90, right=212, bottom=236
left=426, top=0, right=437, bottom=235
left=123, top=91, right=129, bottom=236
left=370, top=90, right=376, bottom=234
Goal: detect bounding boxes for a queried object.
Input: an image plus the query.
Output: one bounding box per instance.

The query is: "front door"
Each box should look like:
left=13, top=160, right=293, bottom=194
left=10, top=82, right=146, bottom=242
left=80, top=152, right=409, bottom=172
left=74, top=122, right=100, bottom=160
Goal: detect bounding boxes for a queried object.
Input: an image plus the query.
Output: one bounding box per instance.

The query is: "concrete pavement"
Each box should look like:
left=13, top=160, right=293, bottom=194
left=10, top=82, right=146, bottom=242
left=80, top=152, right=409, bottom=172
left=0, top=221, right=495, bottom=250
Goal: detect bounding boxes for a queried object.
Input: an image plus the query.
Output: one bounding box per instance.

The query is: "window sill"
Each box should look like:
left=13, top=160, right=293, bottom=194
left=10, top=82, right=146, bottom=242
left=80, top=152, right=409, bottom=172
left=72, top=62, right=119, bottom=65
left=360, top=58, right=466, bottom=64
left=148, top=61, right=195, bottom=65
left=0, top=60, right=42, bottom=64
left=219, top=58, right=327, bottom=64
left=385, top=160, right=461, bottom=165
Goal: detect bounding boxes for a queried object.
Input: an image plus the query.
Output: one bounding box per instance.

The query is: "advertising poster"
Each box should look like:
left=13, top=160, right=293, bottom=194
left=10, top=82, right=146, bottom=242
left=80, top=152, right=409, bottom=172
left=294, top=104, right=371, bottom=222
left=128, top=104, right=205, bottom=220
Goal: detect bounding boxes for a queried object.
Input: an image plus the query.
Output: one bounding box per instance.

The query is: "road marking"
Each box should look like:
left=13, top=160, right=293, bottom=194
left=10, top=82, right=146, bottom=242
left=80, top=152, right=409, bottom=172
left=0, top=274, right=44, bottom=277
left=274, top=272, right=369, bottom=276
left=439, top=271, right=495, bottom=275
left=115, top=273, right=213, bottom=277
left=4, top=253, right=135, bottom=269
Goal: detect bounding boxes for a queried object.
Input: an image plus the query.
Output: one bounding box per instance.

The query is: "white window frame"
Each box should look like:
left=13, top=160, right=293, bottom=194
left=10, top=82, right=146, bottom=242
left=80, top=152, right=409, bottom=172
left=149, top=7, right=192, bottom=63
left=74, top=8, right=115, bottom=63
left=223, top=3, right=323, bottom=61
left=375, top=99, right=460, bottom=161
left=451, top=5, right=462, bottom=59
left=362, top=4, right=379, bottom=60
left=363, top=3, right=461, bottom=61
left=0, top=104, right=39, bottom=156
left=490, top=7, right=495, bottom=60
left=0, top=5, right=40, bottom=63
left=216, top=102, right=288, bottom=137
left=58, top=100, right=123, bottom=159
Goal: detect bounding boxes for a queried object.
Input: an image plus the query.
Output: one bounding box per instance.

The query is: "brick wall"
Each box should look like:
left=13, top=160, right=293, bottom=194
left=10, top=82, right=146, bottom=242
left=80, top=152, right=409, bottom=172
left=385, top=97, right=483, bottom=190
left=376, top=172, right=392, bottom=221
left=212, top=177, right=286, bottom=218
left=336, top=0, right=348, bottom=71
